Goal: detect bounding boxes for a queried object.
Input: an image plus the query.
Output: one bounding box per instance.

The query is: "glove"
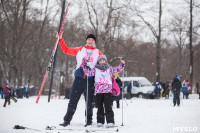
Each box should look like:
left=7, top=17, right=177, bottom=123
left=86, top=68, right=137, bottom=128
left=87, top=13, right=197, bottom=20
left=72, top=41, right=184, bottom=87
left=14, top=125, right=25, bottom=129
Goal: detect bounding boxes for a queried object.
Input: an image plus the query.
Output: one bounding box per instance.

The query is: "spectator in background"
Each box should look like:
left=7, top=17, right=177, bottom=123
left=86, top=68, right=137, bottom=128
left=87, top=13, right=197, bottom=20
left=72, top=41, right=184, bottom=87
left=164, top=80, right=170, bottom=99
left=3, top=83, right=10, bottom=107
left=23, top=86, right=27, bottom=97
left=160, top=82, right=165, bottom=98
left=155, top=82, right=162, bottom=99
left=11, top=87, right=15, bottom=98
left=197, top=83, right=200, bottom=99
left=182, top=80, right=187, bottom=99
left=0, top=86, right=3, bottom=99
left=184, top=79, right=191, bottom=99
left=172, top=75, right=182, bottom=106
left=126, top=81, right=132, bottom=99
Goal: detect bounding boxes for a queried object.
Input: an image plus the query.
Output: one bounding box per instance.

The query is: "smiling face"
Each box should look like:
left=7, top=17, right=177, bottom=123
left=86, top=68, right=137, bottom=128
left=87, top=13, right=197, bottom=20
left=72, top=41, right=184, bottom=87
left=99, top=59, right=106, bottom=65
left=86, top=38, right=95, bottom=47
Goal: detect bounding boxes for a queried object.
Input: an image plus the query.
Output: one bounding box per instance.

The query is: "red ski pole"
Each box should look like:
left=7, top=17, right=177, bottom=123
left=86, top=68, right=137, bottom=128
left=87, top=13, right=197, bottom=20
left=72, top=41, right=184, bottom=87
left=36, top=2, right=70, bottom=104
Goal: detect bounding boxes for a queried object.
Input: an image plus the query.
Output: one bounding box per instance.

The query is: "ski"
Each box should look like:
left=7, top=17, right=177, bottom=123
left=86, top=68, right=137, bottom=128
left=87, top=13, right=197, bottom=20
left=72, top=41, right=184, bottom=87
left=85, top=128, right=119, bottom=132
left=55, top=128, right=119, bottom=132
left=36, top=1, right=70, bottom=104
left=10, top=96, right=17, bottom=103
left=46, top=125, right=119, bottom=132
left=14, top=125, right=50, bottom=133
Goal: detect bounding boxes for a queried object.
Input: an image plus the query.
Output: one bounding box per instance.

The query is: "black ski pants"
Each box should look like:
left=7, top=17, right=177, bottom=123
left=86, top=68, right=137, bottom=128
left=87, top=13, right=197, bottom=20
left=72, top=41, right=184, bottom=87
left=64, top=77, right=94, bottom=123
left=3, top=96, right=10, bottom=107
left=173, top=93, right=180, bottom=106
left=95, top=93, right=114, bottom=124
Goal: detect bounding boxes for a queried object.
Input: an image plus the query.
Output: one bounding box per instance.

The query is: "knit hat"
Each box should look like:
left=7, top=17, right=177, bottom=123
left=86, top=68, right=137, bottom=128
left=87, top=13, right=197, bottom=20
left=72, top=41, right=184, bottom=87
left=175, top=75, right=180, bottom=80
left=86, top=34, right=96, bottom=42
left=98, top=55, right=107, bottom=63
left=4, top=83, right=8, bottom=87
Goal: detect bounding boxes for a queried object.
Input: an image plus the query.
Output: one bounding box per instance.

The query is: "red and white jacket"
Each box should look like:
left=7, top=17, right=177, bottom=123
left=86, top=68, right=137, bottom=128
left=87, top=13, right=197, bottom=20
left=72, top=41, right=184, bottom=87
left=59, top=38, right=102, bottom=78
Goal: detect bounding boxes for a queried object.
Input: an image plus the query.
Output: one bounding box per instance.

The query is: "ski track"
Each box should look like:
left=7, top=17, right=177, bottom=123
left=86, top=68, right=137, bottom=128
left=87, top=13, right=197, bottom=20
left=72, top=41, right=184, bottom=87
left=0, top=94, right=200, bottom=133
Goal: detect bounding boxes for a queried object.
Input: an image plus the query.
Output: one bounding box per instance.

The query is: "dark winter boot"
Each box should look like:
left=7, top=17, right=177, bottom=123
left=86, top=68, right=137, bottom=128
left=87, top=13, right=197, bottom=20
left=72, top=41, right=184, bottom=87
left=84, top=121, right=92, bottom=127
left=3, top=102, right=7, bottom=107
left=84, top=115, right=93, bottom=127
left=59, top=121, right=70, bottom=127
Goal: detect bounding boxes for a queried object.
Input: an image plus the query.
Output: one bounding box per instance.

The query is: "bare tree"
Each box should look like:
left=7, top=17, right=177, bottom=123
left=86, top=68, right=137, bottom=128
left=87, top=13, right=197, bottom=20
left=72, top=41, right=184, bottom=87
left=130, top=0, right=163, bottom=82
left=170, top=12, right=189, bottom=78
left=84, top=0, right=132, bottom=58
left=0, top=0, right=32, bottom=85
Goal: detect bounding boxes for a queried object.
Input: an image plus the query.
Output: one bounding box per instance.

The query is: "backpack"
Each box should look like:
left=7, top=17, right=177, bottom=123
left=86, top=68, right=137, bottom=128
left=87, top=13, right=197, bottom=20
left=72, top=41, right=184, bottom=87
left=112, top=79, right=120, bottom=96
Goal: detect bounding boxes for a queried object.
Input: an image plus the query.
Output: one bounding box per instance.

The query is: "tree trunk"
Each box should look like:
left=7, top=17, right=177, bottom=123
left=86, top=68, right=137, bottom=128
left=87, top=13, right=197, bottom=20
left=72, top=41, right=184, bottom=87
left=156, top=0, right=162, bottom=82
left=189, top=0, right=193, bottom=89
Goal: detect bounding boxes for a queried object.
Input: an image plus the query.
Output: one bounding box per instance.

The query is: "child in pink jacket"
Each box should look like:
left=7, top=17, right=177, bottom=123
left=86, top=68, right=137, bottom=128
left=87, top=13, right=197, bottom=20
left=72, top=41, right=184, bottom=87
left=81, top=55, right=125, bottom=127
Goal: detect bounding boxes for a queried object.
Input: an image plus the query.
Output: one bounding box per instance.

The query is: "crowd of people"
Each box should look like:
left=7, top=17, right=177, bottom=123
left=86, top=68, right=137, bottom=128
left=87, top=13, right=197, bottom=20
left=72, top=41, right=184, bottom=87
left=153, top=76, right=200, bottom=106
left=0, top=84, right=36, bottom=107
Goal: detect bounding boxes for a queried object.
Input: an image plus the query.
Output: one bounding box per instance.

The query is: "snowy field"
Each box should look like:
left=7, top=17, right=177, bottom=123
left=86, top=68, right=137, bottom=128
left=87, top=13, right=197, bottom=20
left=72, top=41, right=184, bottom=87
left=0, top=94, right=200, bottom=133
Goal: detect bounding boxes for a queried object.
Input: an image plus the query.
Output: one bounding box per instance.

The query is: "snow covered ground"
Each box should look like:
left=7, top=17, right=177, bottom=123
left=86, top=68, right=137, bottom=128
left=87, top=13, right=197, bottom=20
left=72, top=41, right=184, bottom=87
left=0, top=94, right=200, bottom=133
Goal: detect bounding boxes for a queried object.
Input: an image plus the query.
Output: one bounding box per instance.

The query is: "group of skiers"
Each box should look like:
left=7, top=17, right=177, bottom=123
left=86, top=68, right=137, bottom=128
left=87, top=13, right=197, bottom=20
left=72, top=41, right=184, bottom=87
left=154, top=81, right=170, bottom=99
left=56, top=32, right=125, bottom=127
left=154, top=75, right=197, bottom=106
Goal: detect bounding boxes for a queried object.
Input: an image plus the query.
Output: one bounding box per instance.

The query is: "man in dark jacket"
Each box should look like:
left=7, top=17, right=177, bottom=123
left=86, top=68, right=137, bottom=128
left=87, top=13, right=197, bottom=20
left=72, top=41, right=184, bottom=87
left=172, top=75, right=182, bottom=106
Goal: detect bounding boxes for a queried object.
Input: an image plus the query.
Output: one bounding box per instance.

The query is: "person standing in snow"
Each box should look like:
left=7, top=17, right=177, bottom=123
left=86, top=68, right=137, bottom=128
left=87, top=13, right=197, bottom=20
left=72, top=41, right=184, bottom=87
left=183, top=79, right=191, bottom=99
left=0, top=86, right=3, bottom=99
left=197, top=83, right=200, bottom=99
left=182, top=80, right=187, bottom=99
left=81, top=55, right=125, bottom=127
left=3, top=83, right=10, bottom=107
left=164, top=80, right=170, bottom=99
left=155, top=82, right=162, bottom=99
left=57, top=32, right=103, bottom=127
left=126, top=81, right=132, bottom=99
left=172, top=75, right=182, bottom=106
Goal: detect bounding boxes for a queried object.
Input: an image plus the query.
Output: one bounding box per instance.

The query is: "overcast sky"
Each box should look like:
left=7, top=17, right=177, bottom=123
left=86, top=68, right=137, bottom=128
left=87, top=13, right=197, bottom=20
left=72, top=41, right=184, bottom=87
left=30, top=0, right=200, bottom=44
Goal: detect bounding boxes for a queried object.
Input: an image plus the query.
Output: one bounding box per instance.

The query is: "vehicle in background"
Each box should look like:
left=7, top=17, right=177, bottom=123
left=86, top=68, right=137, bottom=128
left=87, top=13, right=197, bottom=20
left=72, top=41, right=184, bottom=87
left=120, top=77, right=155, bottom=99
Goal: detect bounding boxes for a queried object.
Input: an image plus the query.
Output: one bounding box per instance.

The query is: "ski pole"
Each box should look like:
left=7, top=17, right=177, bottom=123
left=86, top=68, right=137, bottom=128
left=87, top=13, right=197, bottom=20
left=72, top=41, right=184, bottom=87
left=170, top=93, right=174, bottom=106
left=85, top=68, right=89, bottom=126
left=121, top=67, right=124, bottom=126
left=180, top=92, right=183, bottom=106
left=36, top=2, right=70, bottom=104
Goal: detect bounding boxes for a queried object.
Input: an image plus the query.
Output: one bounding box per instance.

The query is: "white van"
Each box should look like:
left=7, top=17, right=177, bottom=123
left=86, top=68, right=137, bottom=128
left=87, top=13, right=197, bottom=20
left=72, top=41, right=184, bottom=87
left=120, top=77, right=155, bottom=99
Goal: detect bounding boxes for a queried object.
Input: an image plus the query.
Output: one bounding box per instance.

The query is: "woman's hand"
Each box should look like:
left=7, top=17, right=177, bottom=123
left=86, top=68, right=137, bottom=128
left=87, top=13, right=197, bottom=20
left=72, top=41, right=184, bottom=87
left=56, top=31, right=64, bottom=39
left=120, top=58, right=125, bottom=64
